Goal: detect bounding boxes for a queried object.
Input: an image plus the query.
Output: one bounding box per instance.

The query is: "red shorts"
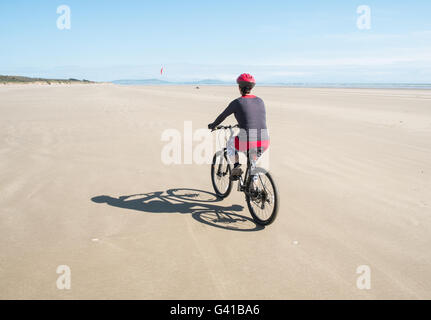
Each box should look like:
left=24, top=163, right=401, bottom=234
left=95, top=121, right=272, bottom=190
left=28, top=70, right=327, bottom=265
left=234, top=136, right=270, bottom=152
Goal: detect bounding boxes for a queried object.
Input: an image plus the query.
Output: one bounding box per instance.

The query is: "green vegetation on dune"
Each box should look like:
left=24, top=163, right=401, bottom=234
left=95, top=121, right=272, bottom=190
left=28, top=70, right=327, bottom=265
left=0, top=75, right=94, bottom=84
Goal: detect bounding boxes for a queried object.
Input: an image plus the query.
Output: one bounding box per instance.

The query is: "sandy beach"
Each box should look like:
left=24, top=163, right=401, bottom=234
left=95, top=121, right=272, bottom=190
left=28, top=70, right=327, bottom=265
left=0, top=84, right=430, bottom=299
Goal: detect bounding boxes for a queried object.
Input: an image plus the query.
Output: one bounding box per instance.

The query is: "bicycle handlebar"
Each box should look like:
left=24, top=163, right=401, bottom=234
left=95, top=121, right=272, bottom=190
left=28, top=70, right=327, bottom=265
left=212, top=124, right=239, bottom=131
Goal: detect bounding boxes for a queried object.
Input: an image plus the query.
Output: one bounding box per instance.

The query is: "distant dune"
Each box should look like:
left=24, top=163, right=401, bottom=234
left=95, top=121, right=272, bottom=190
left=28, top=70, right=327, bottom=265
left=0, top=75, right=94, bottom=85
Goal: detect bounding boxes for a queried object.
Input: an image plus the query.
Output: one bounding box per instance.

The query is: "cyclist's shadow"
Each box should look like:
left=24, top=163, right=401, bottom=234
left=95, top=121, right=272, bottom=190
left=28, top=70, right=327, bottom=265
left=91, top=188, right=264, bottom=232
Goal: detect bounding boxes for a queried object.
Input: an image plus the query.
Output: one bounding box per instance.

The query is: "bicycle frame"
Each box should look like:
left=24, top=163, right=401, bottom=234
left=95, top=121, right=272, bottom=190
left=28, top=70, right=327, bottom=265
left=215, top=125, right=259, bottom=196
left=211, top=125, right=278, bottom=225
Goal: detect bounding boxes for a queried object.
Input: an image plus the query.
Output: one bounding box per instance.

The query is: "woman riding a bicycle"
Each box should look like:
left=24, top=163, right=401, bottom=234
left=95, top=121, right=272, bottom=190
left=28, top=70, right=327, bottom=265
left=208, top=73, right=270, bottom=179
left=208, top=74, right=277, bottom=225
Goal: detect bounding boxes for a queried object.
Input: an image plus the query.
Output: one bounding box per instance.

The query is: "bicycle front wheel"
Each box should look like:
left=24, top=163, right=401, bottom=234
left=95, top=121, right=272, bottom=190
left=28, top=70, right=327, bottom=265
left=246, top=168, right=279, bottom=225
left=211, top=150, right=233, bottom=198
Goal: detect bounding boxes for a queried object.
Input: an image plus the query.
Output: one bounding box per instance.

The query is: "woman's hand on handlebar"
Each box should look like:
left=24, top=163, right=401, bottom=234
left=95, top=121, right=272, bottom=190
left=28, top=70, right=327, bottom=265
left=209, top=124, right=239, bottom=131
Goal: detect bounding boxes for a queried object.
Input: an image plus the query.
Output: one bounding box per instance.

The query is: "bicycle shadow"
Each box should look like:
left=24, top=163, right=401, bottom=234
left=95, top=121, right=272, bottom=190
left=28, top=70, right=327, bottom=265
left=91, top=188, right=264, bottom=232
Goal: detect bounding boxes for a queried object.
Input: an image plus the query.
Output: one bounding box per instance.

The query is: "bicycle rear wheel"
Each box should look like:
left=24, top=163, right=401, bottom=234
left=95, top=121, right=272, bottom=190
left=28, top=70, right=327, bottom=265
left=246, top=168, right=279, bottom=225
left=211, top=150, right=233, bottom=198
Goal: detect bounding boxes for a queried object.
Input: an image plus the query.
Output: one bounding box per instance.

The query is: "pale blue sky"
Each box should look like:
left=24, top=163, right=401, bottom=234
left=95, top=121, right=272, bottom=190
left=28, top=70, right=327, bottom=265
left=1, top=0, right=430, bottom=82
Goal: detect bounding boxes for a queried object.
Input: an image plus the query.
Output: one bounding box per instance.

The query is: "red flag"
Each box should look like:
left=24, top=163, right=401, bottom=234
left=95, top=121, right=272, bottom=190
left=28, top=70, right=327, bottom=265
left=160, top=67, right=163, bottom=75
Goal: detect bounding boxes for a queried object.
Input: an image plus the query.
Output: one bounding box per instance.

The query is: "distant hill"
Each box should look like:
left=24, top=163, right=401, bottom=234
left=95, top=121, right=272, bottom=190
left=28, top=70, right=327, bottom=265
left=112, top=78, right=233, bottom=85
left=189, top=79, right=230, bottom=85
left=113, top=79, right=171, bottom=85
left=0, top=75, right=94, bottom=84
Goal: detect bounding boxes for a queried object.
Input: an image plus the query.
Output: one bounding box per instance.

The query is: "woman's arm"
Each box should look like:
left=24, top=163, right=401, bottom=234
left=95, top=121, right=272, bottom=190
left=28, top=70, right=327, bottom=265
left=208, top=100, right=236, bottom=129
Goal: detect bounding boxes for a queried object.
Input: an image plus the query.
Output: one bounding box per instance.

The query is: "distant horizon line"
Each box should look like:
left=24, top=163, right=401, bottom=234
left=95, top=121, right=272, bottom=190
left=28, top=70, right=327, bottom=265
left=112, top=79, right=431, bottom=89
left=113, top=78, right=431, bottom=84
left=2, top=74, right=431, bottom=89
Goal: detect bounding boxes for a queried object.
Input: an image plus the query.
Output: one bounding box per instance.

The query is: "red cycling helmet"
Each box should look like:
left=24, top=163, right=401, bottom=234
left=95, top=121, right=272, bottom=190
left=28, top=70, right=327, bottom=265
left=237, top=73, right=256, bottom=88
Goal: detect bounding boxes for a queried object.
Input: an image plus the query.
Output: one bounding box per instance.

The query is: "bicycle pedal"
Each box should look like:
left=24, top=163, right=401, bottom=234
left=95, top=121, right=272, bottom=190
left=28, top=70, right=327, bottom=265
left=230, top=175, right=240, bottom=181
left=231, top=168, right=243, bottom=175
left=230, top=167, right=243, bottom=180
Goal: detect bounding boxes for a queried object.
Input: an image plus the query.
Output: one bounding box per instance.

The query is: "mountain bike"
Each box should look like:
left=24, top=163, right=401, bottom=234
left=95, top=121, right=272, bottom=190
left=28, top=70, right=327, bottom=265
left=210, top=125, right=279, bottom=225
